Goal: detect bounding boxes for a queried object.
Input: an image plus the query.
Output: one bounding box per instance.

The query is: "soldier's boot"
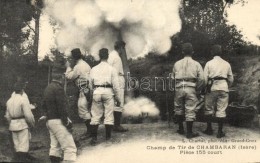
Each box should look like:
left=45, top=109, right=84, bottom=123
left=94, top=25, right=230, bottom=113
left=186, top=121, right=199, bottom=139
left=80, top=119, right=92, bottom=140
left=176, top=115, right=185, bottom=135
left=113, top=111, right=128, bottom=132
left=12, top=152, right=20, bottom=162
left=16, top=152, right=29, bottom=162
left=105, top=125, right=113, bottom=140
left=49, top=155, right=62, bottom=163
left=26, top=153, right=37, bottom=161
left=90, top=125, right=99, bottom=146
left=216, top=118, right=225, bottom=138
left=16, top=152, right=36, bottom=162
left=203, top=115, right=213, bottom=135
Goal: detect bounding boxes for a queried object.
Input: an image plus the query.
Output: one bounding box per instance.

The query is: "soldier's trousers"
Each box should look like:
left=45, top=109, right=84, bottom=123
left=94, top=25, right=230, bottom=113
left=90, top=94, right=114, bottom=125
left=114, top=76, right=125, bottom=112
left=46, top=119, right=77, bottom=161
left=205, top=90, right=228, bottom=118
left=12, top=129, right=30, bottom=152
left=78, top=91, right=91, bottom=120
left=174, top=86, right=198, bottom=121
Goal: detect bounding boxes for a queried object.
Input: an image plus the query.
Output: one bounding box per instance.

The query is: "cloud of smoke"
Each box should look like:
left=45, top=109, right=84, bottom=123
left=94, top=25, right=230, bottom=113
left=123, top=96, right=160, bottom=118
left=44, top=0, right=182, bottom=59
left=227, top=1, right=260, bottom=45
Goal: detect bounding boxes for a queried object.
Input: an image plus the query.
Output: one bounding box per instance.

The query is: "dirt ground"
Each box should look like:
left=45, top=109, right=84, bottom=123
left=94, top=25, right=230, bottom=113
left=0, top=121, right=259, bottom=162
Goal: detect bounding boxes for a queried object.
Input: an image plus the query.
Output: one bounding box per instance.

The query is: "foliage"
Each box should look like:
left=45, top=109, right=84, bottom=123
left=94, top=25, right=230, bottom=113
left=169, top=0, right=248, bottom=59
left=0, top=0, right=33, bottom=57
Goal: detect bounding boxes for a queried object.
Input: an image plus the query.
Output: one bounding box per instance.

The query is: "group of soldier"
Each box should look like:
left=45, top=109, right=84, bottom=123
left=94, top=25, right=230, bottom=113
left=173, top=43, right=233, bottom=139
left=4, top=41, right=233, bottom=162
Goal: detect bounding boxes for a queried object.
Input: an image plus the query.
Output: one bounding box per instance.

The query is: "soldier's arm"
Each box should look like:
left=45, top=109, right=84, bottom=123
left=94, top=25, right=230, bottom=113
left=227, top=64, right=234, bottom=87
left=197, top=63, right=205, bottom=90
left=41, top=90, right=48, bottom=117
left=55, top=86, right=69, bottom=125
left=172, top=63, right=177, bottom=79
left=22, top=97, right=35, bottom=128
left=4, top=107, right=11, bottom=124
left=111, top=68, right=121, bottom=104
left=65, top=65, right=79, bottom=80
left=203, top=63, right=209, bottom=85
left=87, top=76, right=94, bottom=110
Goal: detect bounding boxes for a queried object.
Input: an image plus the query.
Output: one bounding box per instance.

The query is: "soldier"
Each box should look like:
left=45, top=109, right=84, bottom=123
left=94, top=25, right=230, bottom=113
left=5, top=82, right=35, bottom=162
left=172, top=43, right=204, bottom=139
left=65, top=48, right=92, bottom=139
left=41, top=73, right=77, bottom=162
left=203, top=45, right=234, bottom=138
left=89, top=48, right=121, bottom=145
left=108, top=41, right=128, bottom=132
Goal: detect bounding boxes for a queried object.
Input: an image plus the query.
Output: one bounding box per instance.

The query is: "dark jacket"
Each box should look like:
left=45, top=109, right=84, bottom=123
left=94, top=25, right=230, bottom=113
left=42, top=81, right=68, bottom=124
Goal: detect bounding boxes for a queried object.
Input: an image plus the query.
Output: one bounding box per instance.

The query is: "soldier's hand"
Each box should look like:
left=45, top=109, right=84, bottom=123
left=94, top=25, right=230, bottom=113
left=38, top=116, right=47, bottom=122
left=65, top=60, right=71, bottom=68
left=115, top=100, right=121, bottom=107
left=66, top=118, right=73, bottom=133
left=66, top=122, right=73, bottom=133
left=67, top=127, right=73, bottom=133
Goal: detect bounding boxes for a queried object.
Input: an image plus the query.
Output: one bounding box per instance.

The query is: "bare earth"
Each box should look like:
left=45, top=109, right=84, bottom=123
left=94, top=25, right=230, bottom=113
left=0, top=121, right=260, bottom=162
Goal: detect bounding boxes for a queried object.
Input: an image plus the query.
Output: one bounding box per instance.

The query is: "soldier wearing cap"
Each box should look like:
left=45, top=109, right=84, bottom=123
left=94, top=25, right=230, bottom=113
left=203, top=45, right=234, bottom=138
left=172, top=43, right=204, bottom=139
left=89, top=48, right=121, bottom=145
left=107, top=41, right=128, bottom=132
left=5, top=82, right=35, bottom=162
left=65, top=48, right=92, bottom=139
left=41, top=72, right=77, bottom=162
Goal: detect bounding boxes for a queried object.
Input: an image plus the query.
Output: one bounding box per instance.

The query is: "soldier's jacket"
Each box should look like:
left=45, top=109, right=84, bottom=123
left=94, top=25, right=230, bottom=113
left=65, top=59, right=91, bottom=90
left=173, top=56, right=204, bottom=90
left=204, top=56, right=234, bottom=92
left=5, top=92, right=35, bottom=131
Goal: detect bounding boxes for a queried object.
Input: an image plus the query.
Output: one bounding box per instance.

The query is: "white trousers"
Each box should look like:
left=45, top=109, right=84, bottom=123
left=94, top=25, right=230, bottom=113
left=12, top=129, right=30, bottom=152
left=78, top=91, right=91, bottom=120
left=90, top=94, right=114, bottom=125
left=46, top=119, right=77, bottom=161
left=114, top=76, right=125, bottom=112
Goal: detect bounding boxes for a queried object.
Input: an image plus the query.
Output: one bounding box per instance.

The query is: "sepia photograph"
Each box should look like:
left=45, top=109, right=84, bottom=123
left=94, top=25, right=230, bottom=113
left=0, top=0, right=259, bottom=162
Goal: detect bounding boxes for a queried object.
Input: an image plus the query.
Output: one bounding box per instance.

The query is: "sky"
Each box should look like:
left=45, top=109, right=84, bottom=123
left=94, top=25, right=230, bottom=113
left=226, top=0, right=260, bottom=46
left=37, top=0, right=260, bottom=60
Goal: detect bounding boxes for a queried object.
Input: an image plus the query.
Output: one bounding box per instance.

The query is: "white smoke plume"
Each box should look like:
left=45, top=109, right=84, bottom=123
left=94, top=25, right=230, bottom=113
left=227, top=0, right=260, bottom=45
left=43, top=0, right=182, bottom=59
left=123, top=96, right=160, bottom=118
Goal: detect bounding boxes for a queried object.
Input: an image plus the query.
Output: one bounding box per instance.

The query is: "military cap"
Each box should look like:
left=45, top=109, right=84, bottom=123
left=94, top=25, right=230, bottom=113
left=71, top=48, right=82, bottom=60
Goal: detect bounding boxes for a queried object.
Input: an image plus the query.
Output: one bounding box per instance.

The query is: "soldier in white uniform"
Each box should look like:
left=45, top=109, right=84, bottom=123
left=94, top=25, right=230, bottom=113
left=203, top=45, right=234, bottom=138
left=5, top=82, right=35, bottom=162
left=65, top=48, right=92, bottom=138
left=107, top=41, right=128, bottom=132
left=172, top=43, right=204, bottom=139
left=89, top=48, right=121, bottom=145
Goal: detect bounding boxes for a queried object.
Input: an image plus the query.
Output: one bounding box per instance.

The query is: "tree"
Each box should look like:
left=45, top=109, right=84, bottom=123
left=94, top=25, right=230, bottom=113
left=169, top=0, right=247, bottom=59
left=0, top=0, right=32, bottom=58
left=27, top=0, right=44, bottom=64
left=0, top=0, right=44, bottom=66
